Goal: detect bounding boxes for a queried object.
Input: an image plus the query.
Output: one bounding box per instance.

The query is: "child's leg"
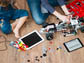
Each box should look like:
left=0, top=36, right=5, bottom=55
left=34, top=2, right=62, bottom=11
left=11, top=9, right=28, bottom=38
left=60, top=5, right=71, bottom=15
left=11, top=19, right=18, bottom=30
left=52, top=0, right=71, bottom=22
left=57, top=0, right=70, bottom=15
left=12, top=16, right=28, bottom=38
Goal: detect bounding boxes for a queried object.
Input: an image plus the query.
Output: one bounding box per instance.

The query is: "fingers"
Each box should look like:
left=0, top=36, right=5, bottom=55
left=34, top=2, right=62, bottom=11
left=66, top=15, right=73, bottom=24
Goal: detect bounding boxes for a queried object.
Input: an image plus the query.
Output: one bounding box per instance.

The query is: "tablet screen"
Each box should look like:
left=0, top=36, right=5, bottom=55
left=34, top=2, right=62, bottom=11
left=20, top=31, right=43, bottom=48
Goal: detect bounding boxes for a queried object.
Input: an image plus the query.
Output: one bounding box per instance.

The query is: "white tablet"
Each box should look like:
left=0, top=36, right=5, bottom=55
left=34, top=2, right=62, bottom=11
left=19, top=30, right=44, bottom=50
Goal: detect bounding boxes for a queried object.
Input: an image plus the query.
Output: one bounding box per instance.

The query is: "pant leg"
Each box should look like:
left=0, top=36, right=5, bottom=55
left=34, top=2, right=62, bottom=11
left=27, top=0, right=49, bottom=25
left=48, top=0, right=59, bottom=7
left=27, top=0, right=66, bottom=25
left=41, top=0, right=55, bottom=14
left=11, top=9, right=28, bottom=20
left=57, top=0, right=66, bottom=6
left=48, top=0, right=66, bottom=6
left=41, top=0, right=66, bottom=14
left=1, top=17, right=12, bottom=34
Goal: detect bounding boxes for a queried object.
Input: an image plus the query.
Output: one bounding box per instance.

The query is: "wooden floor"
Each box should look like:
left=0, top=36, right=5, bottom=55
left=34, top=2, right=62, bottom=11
left=0, top=0, right=84, bottom=63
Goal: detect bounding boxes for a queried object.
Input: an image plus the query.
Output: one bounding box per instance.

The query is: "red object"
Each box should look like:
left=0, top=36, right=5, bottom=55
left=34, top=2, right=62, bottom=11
left=25, top=45, right=28, bottom=48
left=81, top=23, right=84, bottom=25
left=67, top=0, right=84, bottom=18
left=23, top=44, right=29, bottom=48
left=19, top=47, right=25, bottom=51
left=49, top=41, right=53, bottom=44
left=16, top=41, right=18, bottom=43
left=48, top=48, right=51, bottom=50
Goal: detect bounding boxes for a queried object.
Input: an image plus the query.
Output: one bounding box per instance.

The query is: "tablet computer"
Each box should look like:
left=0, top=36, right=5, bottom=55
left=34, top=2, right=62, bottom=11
left=19, top=30, right=44, bottom=50
left=64, top=38, right=83, bottom=52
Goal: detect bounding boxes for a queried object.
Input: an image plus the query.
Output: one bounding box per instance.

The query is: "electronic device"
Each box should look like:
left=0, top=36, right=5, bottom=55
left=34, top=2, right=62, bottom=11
left=64, top=38, right=83, bottom=52
left=19, top=30, right=44, bottom=50
left=70, top=18, right=78, bottom=25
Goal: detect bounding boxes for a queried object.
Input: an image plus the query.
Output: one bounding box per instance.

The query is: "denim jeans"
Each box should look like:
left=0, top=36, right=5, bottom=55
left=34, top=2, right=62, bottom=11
left=0, top=4, right=28, bottom=34
left=27, top=0, right=66, bottom=25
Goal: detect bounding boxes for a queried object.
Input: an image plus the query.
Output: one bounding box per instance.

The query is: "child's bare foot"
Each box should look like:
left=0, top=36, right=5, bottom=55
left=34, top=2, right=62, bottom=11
left=11, top=24, right=15, bottom=30
left=13, top=29, right=20, bottom=38
left=11, top=20, right=18, bottom=30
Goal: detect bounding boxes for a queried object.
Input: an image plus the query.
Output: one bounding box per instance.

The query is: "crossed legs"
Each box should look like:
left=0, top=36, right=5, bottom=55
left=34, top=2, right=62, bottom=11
left=11, top=16, right=28, bottom=38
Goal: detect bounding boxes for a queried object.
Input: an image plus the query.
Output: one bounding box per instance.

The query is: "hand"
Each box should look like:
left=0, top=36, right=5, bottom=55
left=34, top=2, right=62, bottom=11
left=66, top=14, right=72, bottom=24
left=60, top=15, right=72, bottom=24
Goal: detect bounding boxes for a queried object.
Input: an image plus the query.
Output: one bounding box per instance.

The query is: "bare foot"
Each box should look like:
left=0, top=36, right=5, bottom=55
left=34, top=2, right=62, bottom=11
left=11, top=20, right=18, bottom=30
left=11, top=24, right=16, bottom=30
left=13, top=29, right=20, bottom=38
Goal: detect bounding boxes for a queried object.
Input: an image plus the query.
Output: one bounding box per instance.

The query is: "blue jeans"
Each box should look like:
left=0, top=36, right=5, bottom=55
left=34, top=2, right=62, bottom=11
left=27, top=0, right=66, bottom=24
left=0, top=9, right=28, bottom=34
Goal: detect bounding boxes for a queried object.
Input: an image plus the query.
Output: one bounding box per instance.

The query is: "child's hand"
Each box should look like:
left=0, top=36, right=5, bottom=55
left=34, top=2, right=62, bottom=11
left=66, top=15, right=72, bottom=24
left=61, top=15, right=72, bottom=24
